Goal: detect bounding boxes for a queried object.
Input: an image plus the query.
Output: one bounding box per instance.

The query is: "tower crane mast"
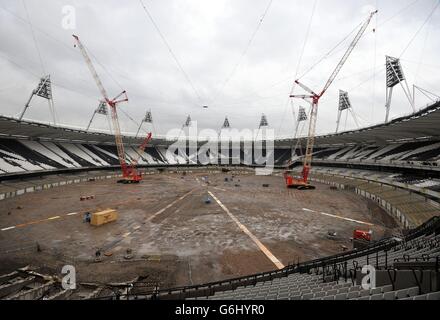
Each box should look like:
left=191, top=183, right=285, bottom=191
left=285, top=10, right=377, bottom=189
left=73, top=35, right=151, bottom=183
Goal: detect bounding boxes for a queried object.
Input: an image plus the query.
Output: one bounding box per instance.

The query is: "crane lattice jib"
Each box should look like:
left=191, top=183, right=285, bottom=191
left=320, top=10, right=378, bottom=97
left=109, top=101, right=129, bottom=173
left=131, top=132, right=153, bottom=168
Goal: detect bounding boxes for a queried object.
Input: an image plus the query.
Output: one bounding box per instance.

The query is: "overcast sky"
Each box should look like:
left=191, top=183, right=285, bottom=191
left=0, top=0, right=439, bottom=138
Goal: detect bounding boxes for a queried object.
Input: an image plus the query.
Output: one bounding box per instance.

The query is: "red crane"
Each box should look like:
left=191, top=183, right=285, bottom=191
left=73, top=35, right=152, bottom=184
left=130, top=132, right=153, bottom=168
left=285, top=10, right=378, bottom=190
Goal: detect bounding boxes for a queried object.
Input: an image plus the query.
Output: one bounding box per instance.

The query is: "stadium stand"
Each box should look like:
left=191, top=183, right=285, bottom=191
left=141, top=216, right=440, bottom=301
left=1, top=102, right=439, bottom=231
left=4, top=217, right=437, bottom=300
left=2, top=137, right=440, bottom=173
left=0, top=101, right=439, bottom=301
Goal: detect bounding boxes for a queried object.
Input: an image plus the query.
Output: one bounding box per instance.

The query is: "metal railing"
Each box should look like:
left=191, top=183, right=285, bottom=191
left=93, top=217, right=440, bottom=300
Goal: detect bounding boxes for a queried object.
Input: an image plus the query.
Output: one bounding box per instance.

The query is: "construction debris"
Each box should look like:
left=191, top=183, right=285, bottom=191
left=80, top=195, right=95, bottom=201
left=124, top=248, right=133, bottom=260
left=203, top=195, right=212, bottom=204
left=327, top=231, right=338, bottom=239
left=94, top=250, right=102, bottom=263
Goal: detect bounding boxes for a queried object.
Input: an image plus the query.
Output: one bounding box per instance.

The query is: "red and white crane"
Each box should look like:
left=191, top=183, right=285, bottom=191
left=285, top=10, right=378, bottom=190
left=73, top=35, right=152, bottom=183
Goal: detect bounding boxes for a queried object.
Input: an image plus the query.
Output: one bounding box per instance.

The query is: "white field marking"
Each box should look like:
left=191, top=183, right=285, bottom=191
left=319, top=212, right=374, bottom=226
left=303, top=208, right=374, bottom=226
left=208, top=191, right=285, bottom=270
left=1, top=226, right=16, bottom=231
left=146, top=189, right=197, bottom=222
left=48, top=216, right=61, bottom=220
left=67, top=212, right=79, bottom=216
left=214, top=187, right=227, bottom=192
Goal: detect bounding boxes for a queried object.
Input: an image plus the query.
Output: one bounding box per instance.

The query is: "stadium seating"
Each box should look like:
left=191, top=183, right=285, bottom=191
left=145, top=217, right=440, bottom=301
left=1, top=137, right=440, bottom=175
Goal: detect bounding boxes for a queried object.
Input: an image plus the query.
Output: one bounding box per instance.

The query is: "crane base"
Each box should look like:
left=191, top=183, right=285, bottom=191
left=287, top=184, right=316, bottom=190
left=284, top=174, right=315, bottom=190
left=117, top=179, right=141, bottom=184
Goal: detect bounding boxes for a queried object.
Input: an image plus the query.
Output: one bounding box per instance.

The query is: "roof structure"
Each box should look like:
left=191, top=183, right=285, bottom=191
left=0, top=100, right=439, bottom=147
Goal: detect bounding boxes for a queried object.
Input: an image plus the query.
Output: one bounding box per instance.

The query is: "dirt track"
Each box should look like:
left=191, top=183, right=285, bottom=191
left=0, top=169, right=399, bottom=289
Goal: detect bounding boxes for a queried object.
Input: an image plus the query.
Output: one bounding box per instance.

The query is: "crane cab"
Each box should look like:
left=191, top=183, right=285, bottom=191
left=284, top=171, right=315, bottom=190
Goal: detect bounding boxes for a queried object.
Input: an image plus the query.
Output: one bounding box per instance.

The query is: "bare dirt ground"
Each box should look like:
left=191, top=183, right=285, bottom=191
left=0, top=169, right=399, bottom=290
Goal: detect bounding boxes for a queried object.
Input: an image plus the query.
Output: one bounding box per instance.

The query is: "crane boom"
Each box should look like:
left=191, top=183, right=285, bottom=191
left=320, top=10, right=378, bottom=97
left=285, top=10, right=377, bottom=190
left=72, top=35, right=109, bottom=101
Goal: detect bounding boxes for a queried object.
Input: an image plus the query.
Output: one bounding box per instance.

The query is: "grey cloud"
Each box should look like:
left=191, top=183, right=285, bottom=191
left=0, top=0, right=439, bottom=137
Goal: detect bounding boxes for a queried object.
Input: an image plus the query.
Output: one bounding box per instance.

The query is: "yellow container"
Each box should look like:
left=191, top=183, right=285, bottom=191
left=90, top=209, right=118, bottom=226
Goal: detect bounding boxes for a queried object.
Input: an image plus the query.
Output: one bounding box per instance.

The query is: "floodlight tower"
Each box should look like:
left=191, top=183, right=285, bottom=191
left=136, top=109, right=154, bottom=138
left=254, top=113, right=269, bottom=141
left=295, top=106, right=308, bottom=138
left=385, top=56, right=415, bottom=122
left=288, top=105, right=309, bottom=165
left=336, top=90, right=359, bottom=133
left=86, top=100, right=111, bottom=132
left=222, top=116, right=231, bottom=130
left=20, top=75, right=57, bottom=125
left=259, top=114, right=269, bottom=129
left=219, top=116, right=231, bottom=137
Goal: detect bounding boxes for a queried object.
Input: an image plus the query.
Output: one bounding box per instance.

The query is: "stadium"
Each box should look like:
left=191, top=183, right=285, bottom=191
left=0, top=0, right=440, bottom=304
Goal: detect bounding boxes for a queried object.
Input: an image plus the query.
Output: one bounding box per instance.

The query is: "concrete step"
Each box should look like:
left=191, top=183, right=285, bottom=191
left=0, top=271, right=20, bottom=286
left=0, top=276, right=36, bottom=299
left=6, top=281, right=55, bottom=300
left=44, top=289, right=74, bottom=300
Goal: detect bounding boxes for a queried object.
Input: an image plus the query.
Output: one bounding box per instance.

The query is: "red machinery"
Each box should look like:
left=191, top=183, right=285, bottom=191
left=353, top=230, right=372, bottom=242
left=285, top=10, right=378, bottom=190
left=73, top=35, right=152, bottom=184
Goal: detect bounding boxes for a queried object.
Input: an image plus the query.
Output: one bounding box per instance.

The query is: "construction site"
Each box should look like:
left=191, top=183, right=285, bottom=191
left=0, top=0, right=440, bottom=302
left=0, top=168, right=399, bottom=297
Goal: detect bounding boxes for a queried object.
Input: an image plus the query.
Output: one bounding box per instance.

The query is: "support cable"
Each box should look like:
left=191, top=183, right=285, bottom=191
left=138, top=0, right=204, bottom=103
left=21, top=0, right=45, bottom=74
left=371, top=0, right=378, bottom=123
left=376, top=0, right=422, bottom=28
left=211, top=0, right=274, bottom=105
left=277, top=0, right=317, bottom=135
left=399, top=0, right=439, bottom=58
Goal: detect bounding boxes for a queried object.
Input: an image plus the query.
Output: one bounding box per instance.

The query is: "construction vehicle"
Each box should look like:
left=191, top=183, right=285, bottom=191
left=353, top=229, right=373, bottom=242
left=352, top=229, right=373, bottom=250
left=73, top=35, right=152, bottom=184
left=285, top=10, right=378, bottom=190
